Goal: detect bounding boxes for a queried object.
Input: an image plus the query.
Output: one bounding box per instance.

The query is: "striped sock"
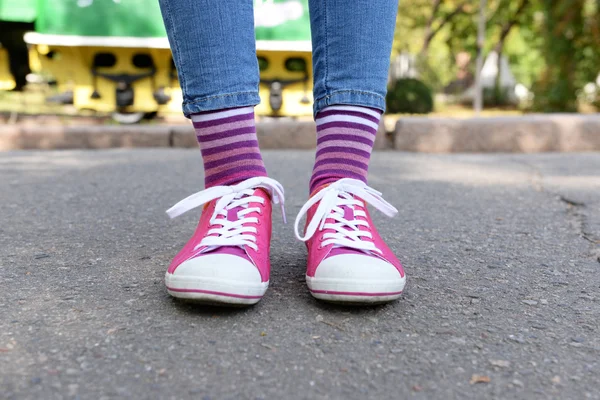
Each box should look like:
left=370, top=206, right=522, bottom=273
left=191, top=106, right=267, bottom=188
left=309, top=105, right=381, bottom=193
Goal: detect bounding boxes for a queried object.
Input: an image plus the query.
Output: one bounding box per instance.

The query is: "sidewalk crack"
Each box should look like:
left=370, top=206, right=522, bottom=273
left=558, top=196, right=599, bottom=245
left=514, top=158, right=600, bottom=260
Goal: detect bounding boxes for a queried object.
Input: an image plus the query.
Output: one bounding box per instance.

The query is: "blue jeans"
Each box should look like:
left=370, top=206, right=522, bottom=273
left=159, top=0, right=398, bottom=117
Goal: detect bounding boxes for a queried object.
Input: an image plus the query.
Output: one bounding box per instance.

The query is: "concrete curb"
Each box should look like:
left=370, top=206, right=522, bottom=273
left=0, top=125, right=170, bottom=150
left=0, top=120, right=388, bottom=151
left=1, top=114, right=598, bottom=152
left=394, top=114, right=600, bottom=153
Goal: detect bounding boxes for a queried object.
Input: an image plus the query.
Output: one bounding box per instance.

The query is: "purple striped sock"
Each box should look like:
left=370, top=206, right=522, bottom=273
left=309, top=105, right=381, bottom=193
left=191, top=106, right=267, bottom=188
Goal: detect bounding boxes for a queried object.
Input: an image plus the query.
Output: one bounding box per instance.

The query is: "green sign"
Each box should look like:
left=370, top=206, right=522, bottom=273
left=254, top=0, right=311, bottom=42
left=33, top=0, right=310, bottom=42
left=35, top=0, right=167, bottom=37
left=0, top=0, right=37, bottom=23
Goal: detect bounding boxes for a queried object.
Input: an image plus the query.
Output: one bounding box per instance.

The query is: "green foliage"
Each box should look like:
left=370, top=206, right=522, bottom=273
left=393, top=0, right=600, bottom=112
left=485, top=87, right=513, bottom=107
left=532, top=0, right=590, bottom=112
left=577, top=0, right=600, bottom=85
left=504, top=26, right=545, bottom=89
left=458, top=87, right=514, bottom=107
left=386, top=78, right=434, bottom=114
left=414, top=45, right=455, bottom=93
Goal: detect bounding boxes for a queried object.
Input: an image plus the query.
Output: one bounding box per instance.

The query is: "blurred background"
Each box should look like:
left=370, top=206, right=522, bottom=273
left=0, top=0, right=598, bottom=125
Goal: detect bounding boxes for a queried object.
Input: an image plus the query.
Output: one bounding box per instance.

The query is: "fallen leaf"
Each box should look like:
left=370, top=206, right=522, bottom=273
left=260, top=331, right=267, bottom=337
left=470, top=374, right=491, bottom=384
left=412, top=385, right=423, bottom=392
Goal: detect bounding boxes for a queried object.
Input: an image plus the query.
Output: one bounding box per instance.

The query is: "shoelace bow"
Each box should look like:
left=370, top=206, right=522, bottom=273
left=294, top=178, right=398, bottom=254
left=166, top=177, right=286, bottom=252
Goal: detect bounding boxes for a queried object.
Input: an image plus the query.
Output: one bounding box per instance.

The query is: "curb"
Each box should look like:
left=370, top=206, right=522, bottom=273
left=1, top=114, right=598, bottom=152
left=0, top=125, right=170, bottom=150
left=0, top=120, right=388, bottom=151
left=394, top=114, right=600, bottom=153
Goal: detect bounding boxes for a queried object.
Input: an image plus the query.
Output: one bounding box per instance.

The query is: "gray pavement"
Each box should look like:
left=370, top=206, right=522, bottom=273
left=1, top=149, right=599, bottom=400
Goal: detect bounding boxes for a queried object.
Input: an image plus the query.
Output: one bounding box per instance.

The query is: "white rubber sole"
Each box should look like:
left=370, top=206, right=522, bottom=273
left=165, top=273, right=268, bottom=306
left=306, top=275, right=406, bottom=304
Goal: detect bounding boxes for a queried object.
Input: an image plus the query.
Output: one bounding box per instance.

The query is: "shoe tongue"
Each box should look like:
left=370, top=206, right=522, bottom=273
left=329, top=247, right=369, bottom=257
left=336, top=194, right=358, bottom=227
left=342, top=205, right=354, bottom=221
left=328, top=195, right=377, bottom=259
left=196, top=191, right=257, bottom=261
left=204, top=245, right=248, bottom=258
left=227, top=206, right=244, bottom=222
left=226, top=190, right=255, bottom=221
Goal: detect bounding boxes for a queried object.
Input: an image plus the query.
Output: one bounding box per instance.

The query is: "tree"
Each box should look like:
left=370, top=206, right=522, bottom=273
left=419, top=0, right=471, bottom=58
left=393, top=0, right=476, bottom=91
left=392, top=0, right=600, bottom=112
left=533, top=0, right=585, bottom=112
left=489, top=0, right=531, bottom=104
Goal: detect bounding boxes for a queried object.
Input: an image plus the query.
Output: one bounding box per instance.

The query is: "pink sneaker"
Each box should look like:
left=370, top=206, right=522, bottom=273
left=165, top=177, right=285, bottom=306
left=294, top=179, right=406, bottom=304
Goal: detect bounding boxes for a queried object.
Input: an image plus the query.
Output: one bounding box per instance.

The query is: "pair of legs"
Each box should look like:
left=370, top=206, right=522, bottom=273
left=159, top=0, right=406, bottom=305
left=159, top=0, right=395, bottom=116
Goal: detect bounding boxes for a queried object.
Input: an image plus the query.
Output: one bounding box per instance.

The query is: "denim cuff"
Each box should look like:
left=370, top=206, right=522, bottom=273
left=313, top=90, right=386, bottom=117
left=182, top=92, right=261, bottom=118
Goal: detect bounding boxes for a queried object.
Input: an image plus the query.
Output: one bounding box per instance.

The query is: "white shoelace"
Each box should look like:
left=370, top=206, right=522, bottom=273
left=166, top=177, right=285, bottom=252
left=294, top=179, right=398, bottom=254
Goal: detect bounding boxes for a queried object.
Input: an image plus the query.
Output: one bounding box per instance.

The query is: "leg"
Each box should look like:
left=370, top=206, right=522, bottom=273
left=295, top=0, right=406, bottom=304
left=307, top=0, right=398, bottom=192
left=159, top=1, right=283, bottom=306
left=158, top=0, right=266, bottom=188
left=159, top=0, right=260, bottom=116
left=308, top=0, right=397, bottom=114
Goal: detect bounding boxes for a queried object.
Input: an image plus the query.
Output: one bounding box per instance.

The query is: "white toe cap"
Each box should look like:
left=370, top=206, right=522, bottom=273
left=173, top=253, right=261, bottom=283
left=314, top=253, right=402, bottom=281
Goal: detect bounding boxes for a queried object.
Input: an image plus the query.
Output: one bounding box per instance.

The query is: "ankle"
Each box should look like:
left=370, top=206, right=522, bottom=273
left=191, top=107, right=267, bottom=188
left=309, top=105, right=380, bottom=193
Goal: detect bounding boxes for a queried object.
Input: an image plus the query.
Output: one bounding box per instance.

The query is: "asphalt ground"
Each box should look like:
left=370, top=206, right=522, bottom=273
left=1, top=150, right=599, bottom=400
